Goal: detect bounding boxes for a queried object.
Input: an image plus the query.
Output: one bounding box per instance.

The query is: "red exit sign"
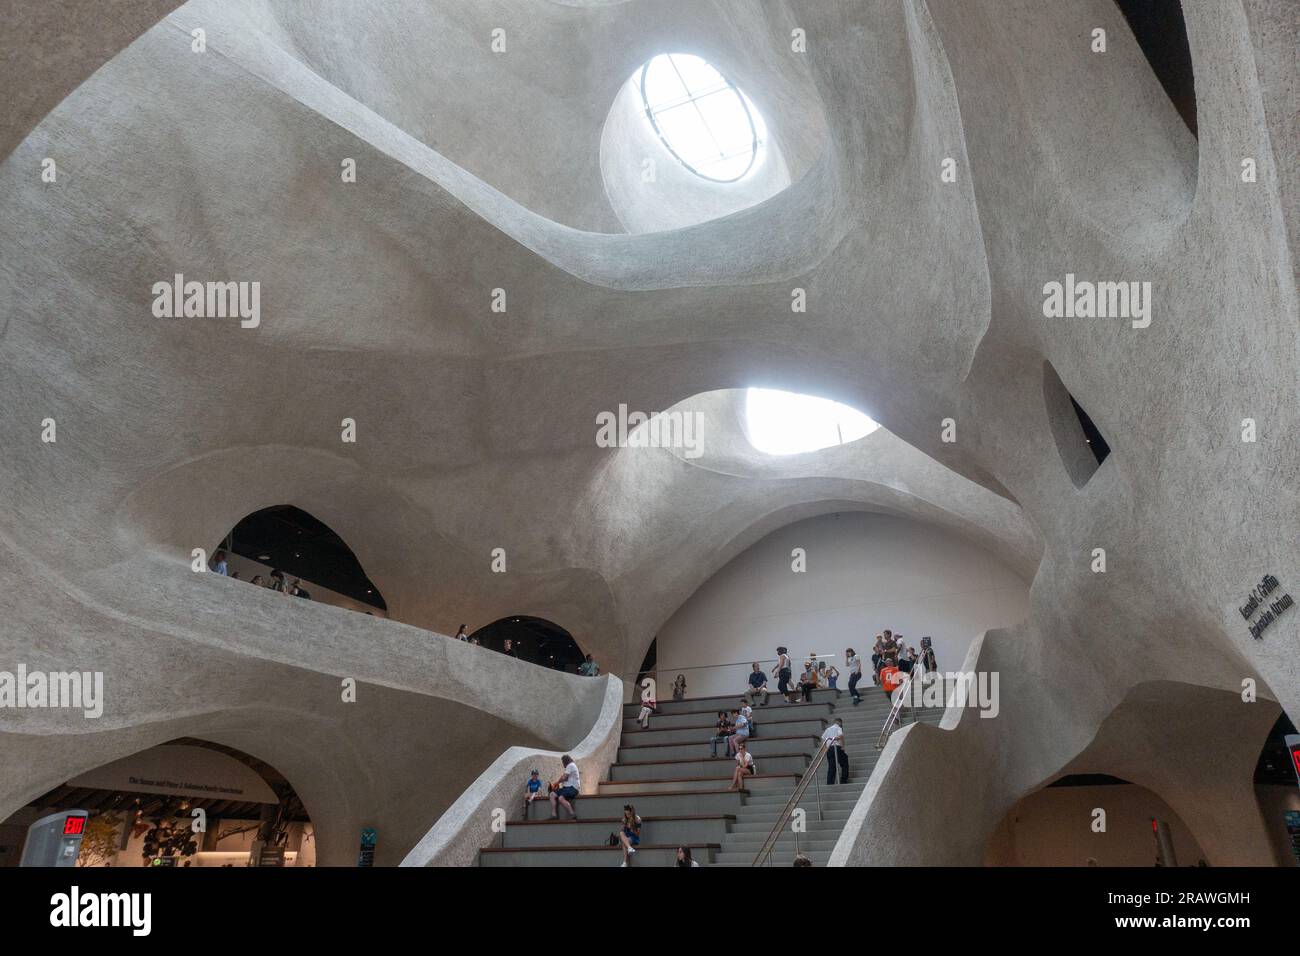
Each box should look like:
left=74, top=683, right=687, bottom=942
left=63, top=815, right=85, bottom=836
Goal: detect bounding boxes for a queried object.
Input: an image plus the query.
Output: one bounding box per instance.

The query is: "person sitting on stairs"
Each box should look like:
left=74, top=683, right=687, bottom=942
left=549, top=755, right=580, bottom=820
left=708, top=711, right=733, bottom=758
left=618, top=804, right=642, bottom=866
left=727, top=707, right=751, bottom=756
left=728, top=740, right=756, bottom=791
left=738, top=699, right=755, bottom=737
left=746, top=662, right=770, bottom=706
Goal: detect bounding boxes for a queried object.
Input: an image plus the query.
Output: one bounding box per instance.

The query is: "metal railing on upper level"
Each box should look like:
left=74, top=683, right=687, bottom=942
left=751, top=739, right=830, bottom=866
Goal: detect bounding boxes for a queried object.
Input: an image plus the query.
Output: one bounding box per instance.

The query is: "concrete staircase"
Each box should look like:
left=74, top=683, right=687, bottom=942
left=478, top=684, right=944, bottom=867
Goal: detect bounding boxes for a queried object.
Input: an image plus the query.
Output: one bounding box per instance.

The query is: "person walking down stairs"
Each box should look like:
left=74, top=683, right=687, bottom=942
left=822, top=718, right=849, bottom=785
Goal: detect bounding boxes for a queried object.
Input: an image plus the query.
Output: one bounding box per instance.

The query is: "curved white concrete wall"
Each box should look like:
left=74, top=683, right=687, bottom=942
left=3, top=0, right=1295, bottom=867
left=654, top=511, right=1029, bottom=697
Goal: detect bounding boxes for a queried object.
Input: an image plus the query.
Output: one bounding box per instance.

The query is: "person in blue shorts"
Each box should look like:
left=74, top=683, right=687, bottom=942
left=618, top=804, right=642, bottom=866
left=524, top=768, right=545, bottom=815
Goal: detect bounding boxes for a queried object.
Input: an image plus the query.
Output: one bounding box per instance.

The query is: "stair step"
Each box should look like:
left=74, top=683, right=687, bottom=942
left=481, top=844, right=719, bottom=867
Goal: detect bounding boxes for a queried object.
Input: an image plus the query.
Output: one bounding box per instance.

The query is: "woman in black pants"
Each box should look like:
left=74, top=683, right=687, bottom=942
left=846, top=647, right=862, bottom=705
left=771, top=646, right=795, bottom=702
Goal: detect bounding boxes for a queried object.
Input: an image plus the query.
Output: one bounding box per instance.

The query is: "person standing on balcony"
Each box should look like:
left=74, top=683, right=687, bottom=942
left=822, top=718, right=848, bottom=784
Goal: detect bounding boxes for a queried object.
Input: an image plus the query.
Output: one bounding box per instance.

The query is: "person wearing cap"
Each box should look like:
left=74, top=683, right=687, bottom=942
left=524, top=768, right=545, bottom=815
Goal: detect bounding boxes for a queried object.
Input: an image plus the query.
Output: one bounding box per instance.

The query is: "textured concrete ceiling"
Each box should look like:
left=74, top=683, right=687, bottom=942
left=1, top=0, right=1295, bottom=865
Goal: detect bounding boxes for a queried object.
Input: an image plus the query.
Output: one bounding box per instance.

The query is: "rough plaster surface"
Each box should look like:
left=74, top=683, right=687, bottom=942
left=0, top=0, right=1296, bottom=865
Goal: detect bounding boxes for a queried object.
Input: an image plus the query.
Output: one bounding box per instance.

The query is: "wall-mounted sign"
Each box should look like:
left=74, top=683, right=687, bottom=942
left=1238, top=574, right=1294, bottom=640
left=66, top=744, right=278, bottom=804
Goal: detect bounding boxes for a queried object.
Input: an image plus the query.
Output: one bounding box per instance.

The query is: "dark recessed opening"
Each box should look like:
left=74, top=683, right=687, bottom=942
left=1043, top=361, right=1112, bottom=489
left=223, top=505, right=385, bottom=610
left=468, top=616, right=585, bottom=672
left=1070, top=395, right=1112, bottom=466
left=1048, top=773, right=1132, bottom=788
left=1253, top=712, right=1299, bottom=786
left=1113, top=0, right=1197, bottom=137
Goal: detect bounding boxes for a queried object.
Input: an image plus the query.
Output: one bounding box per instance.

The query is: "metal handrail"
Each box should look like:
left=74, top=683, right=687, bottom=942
left=751, top=739, right=831, bottom=867
left=875, top=662, right=929, bottom=749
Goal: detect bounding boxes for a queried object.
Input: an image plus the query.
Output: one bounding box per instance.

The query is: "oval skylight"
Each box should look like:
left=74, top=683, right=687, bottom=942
left=639, top=53, right=764, bottom=182
left=745, top=388, right=879, bottom=455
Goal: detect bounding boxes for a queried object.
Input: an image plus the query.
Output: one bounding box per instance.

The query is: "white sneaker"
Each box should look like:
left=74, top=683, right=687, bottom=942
left=620, top=861, right=627, bottom=867
left=628, top=847, right=636, bottom=855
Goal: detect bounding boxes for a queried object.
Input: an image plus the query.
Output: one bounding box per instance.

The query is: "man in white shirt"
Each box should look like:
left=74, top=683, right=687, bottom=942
left=822, top=718, right=849, bottom=784
left=549, top=755, right=581, bottom=819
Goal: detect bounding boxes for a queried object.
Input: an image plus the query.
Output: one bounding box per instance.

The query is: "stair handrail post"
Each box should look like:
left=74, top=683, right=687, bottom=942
left=814, top=760, right=823, bottom=822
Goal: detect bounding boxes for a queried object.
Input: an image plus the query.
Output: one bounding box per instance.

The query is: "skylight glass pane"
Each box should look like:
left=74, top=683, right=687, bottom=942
left=669, top=53, right=728, bottom=98
left=638, top=53, right=763, bottom=182
left=652, top=104, right=718, bottom=167
left=692, top=89, right=754, bottom=155
left=745, top=388, right=879, bottom=455
left=642, top=56, right=688, bottom=109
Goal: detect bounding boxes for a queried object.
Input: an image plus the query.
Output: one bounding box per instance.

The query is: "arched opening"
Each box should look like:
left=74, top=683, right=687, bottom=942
left=216, top=505, right=386, bottom=613
left=1, top=740, right=313, bottom=867
left=744, top=387, right=879, bottom=455
left=467, top=616, right=586, bottom=672
left=985, top=774, right=1208, bottom=866
left=1252, top=712, right=1300, bottom=866
left=1043, top=360, right=1111, bottom=489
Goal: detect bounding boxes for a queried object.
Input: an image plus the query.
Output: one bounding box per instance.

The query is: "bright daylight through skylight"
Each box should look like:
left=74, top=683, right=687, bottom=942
left=639, top=53, right=764, bottom=182
left=745, top=388, right=879, bottom=455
